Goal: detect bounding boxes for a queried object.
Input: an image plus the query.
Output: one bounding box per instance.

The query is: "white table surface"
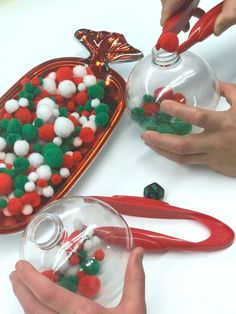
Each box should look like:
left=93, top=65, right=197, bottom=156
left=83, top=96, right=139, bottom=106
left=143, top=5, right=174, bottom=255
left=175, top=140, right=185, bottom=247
left=0, top=1, right=236, bottom=313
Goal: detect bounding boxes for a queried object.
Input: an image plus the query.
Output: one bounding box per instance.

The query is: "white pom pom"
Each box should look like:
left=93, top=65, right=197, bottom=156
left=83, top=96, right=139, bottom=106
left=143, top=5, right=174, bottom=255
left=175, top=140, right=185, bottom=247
left=89, top=115, right=96, bottom=121
left=82, top=120, right=97, bottom=132
left=2, top=208, right=12, bottom=217
left=0, top=137, right=7, bottom=151
left=66, top=266, right=79, bottom=276
left=19, top=98, right=29, bottom=107
left=60, top=168, right=70, bottom=178
left=36, top=186, right=43, bottom=195
left=36, top=165, right=52, bottom=180
left=83, top=75, right=96, bottom=87
left=0, top=163, right=6, bottom=168
left=4, top=153, right=16, bottom=165
left=78, top=116, right=87, bottom=124
left=24, top=181, right=36, bottom=192
left=36, top=104, right=53, bottom=122
left=42, top=186, right=54, bottom=198
left=53, top=109, right=59, bottom=117
left=73, top=218, right=83, bottom=231
left=48, top=72, right=56, bottom=80
left=73, top=65, right=87, bottom=78
left=28, top=153, right=44, bottom=168
left=8, top=193, right=15, bottom=199
left=27, top=172, right=39, bottom=182
left=70, top=112, right=80, bottom=120
left=53, top=137, right=62, bottom=146
left=43, top=77, right=57, bottom=94
left=0, top=152, right=6, bottom=160
left=54, top=117, right=75, bottom=138
left=73, top=137, right=82, bottom=147
left=91, top=98, right=100, bottom=108
left=91, top=235, right=101, bottom=247
left=77, top=83, right=87, bottom=91
left=22, top=204, right=33, bottom=215
left=84, top=239, right=93, bottom=251
left=5, top=99, right=19, bottom=113
left=66, top=151, right=73, bottom=156
left=14, top=140, right=29, bottom=156
left=58, top=80, right=76, bottom=98
left=37, top=97, right=56, bottom=110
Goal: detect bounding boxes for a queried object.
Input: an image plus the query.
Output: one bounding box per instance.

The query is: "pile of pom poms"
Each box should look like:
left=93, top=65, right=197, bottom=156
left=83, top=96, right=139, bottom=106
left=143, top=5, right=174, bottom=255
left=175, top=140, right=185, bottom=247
left=130, top=87, right=192, bottom=135
left=0, top=65, right=111, bottom=217
left=41, top=218, right=105, bottom=298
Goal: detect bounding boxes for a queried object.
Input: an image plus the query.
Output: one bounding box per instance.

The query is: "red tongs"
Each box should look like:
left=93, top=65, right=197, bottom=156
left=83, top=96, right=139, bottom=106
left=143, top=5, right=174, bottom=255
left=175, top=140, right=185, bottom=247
left=93, top=195, right=234, bottom=252
left=162, top=0, right=223, bottom=54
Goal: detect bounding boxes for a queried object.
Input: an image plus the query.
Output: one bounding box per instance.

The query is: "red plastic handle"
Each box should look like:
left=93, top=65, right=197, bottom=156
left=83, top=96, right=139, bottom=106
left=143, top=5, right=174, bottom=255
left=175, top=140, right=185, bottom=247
left=93, top=195, right=234, bottom=252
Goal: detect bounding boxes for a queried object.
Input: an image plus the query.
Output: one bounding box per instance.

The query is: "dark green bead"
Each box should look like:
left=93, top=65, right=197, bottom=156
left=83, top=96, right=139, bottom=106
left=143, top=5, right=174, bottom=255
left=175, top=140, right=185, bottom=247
left=144, top=182, right=165, bottom=200
left=143, top=94, right=155, bottom=103
left=172, top=118, right=192, bottom=135
left=0, top=198, right=7, bottom=208
left=81, top=258, right=100, bottom=275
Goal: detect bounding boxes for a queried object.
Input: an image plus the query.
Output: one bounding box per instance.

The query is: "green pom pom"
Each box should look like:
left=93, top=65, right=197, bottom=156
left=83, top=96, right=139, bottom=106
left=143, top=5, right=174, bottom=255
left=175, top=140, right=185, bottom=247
left=14, top=157, right=30, bottom=174
left=97, top=80, right=105, bottom=87
left=33, top=87, right=41, bottom=96
left=14, top=175, right=28, bottom=190
left=172, top=118, right=192, bottom=135
left=18, top=90, right=29, bottom=99
left=77, top=106, right=85, bottom=113
left=73, top=126, right=81, bottom=136
left=140, top=116, right=159, bottom=131
left=27, top=93, right=34, bottom=101
left=22, top=124, right=38, bottom=142
left=24, top=82, right=34, bottom=92
left=95, top=103, right=109, bottom=114
left=155, top=112, right=172, bottom=124
left=59, top=107, right=68, bottom=117
left=84, top=100, right=92, bottom=111
left=13, top=189, right=24, bottom=197
left=155, top=123, right=175, bottom=134
left=60, top=144, right=69, bottom=153
left=0, top=119, right=9, bottom=131
left=6, top=118, right=22, bottom=135
left=33, top=143, right=43, bottom=153
left=59, top=275, right=78, bottom=292
left=143, top=94, right=155, bottom=103
left=63, top=135, right=73, bottom=146
left=42, top=143, right=59, bottom=154
left=88, top=84, right=105, bottom=100
left=131, top=107, right=145, bottom=122
left=0, top=168, right=17, bottom=177
left=6, top=133, right=21, bottom=147
left=34, top=118, right=44, bottom=127
left=0, top=198, right=7, bottom=209
left=28, top=101, right=35, bottom=111
left=81, top=258, right=100, bottom=275
left=78, top=248, right=88, bottom=263
left=44, top=148, right=64, bottom=168
left=95, top=112, right=109, bottom=127
left=49, top=96, right=56, bottom=102
left=38, top=76, right=43, bottom=85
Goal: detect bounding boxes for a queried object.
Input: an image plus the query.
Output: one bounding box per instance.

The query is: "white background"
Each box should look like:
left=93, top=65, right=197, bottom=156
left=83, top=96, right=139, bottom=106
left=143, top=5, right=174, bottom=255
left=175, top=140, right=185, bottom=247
left=0, top=1, right=236, bottom=314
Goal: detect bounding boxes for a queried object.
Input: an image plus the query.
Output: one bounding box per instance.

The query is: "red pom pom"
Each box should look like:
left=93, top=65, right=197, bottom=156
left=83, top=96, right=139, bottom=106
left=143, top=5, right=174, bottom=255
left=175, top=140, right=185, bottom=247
left=21, top=192, right=41, bottom=207
left=156, top=32, right=179, bottom=52
left=77, top=271, right=86, bottom=280
left=68, top=115, right=79, bottom=127
left=37, top=179, right=48, bottom=188
left=154, top=87, right=174, bottom=102
left=38, top=124, right=55, bottom=142
left=63, top=154, right=74, bottom=169
left=86, top=67, right=93, bottom=75
left=81, top=110, right=90, bottom=118
left=8, top=198, right=24, bottom=215
left=143, top=102, right=160, bottom=116
left=67, top=101, right=76, bottom=112
left=3, top=112, right=12, bottom=119
left=94, top=249, right=105, bottom=261
left=15, top=107, right=32, bottom=124
left=50, top=174, right=62, bottom=186
left=73, top=151, right=83, bottom=162
left=56, top=67, right=73, bottom=82
left=69, top=253, right=80, bottom=265
left=75, top=92, right=89, bottom=106
left=172, top=92, right=186, bottom=104
left=41, top=270, right=59, bottom=282
left=80, top=127, right=95, bottom=143
left=73, top=77, right=84, bottom=85
left=21, top=77, right=30, bottom=86
left=78, top=275, right=101, bottom=298
left=53, top=94, right=64, bottom=104
left=31, top=77, right=41, bottom=86
left=40, top=90, right=50, bottom=98
left=0, top=173, right=13, bottom=194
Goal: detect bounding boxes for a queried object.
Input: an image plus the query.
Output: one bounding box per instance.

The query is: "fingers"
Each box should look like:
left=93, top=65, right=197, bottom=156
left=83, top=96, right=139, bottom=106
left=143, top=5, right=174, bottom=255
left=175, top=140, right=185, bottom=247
left=120, top=248, right=146, bottom=312
left=141, top=131, right=207, bottom=154
left=219, top=81, right=236, bottom=105
left=160, top=100, right=224, bottom=130
left=14, top=260, right=95, bottom=314
left=214, top=0, right=236, bottom=36
left=10, top=271, right=58, bottom=314
left=160, top=0, right=185, bottom=25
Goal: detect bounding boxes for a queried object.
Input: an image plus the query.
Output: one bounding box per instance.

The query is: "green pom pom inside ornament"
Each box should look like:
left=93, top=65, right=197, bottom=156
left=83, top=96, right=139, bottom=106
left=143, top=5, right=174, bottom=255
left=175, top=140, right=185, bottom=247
left=14, top=157, right=30, bottom=174
left=22, top=124, right=38, bottom=142
left=95, top=112, right=109, bottom=127
left=81, top=258, right=100, bottom=275
left=131, top=108, right=145, bottom=122
left=59, top=275, right=78, bottom=293
left=143, top=94, right=155, bottom=103
left=88, top=84, right=105, bottom=100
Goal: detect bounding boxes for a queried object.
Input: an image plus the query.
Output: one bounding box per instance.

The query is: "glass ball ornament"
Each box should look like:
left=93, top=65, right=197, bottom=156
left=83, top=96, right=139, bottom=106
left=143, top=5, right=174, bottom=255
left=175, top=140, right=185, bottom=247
left=20, top=196, right=132, bottom=306
left=126, top=46, right=220, bottom=134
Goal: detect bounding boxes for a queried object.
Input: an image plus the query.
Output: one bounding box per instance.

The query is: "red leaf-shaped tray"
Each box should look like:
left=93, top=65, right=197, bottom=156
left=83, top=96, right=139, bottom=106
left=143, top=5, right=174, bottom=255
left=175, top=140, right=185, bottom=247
left=0, top=29, right=143, bottom=234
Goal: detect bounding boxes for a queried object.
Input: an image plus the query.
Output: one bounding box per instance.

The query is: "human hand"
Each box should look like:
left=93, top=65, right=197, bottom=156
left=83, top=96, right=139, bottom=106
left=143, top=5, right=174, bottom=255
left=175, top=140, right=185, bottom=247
left=10, top=247, right=146, bottom=314
left=141, top=82, right=236, bottom=177
left=160, top=0, right=236, bottom=36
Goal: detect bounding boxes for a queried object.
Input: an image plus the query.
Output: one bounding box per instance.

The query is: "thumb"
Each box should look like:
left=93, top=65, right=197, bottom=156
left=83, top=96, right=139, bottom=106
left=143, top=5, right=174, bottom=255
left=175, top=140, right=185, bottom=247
left=160, top=0, right=185, bottom=25
left=219, top=81, right=236, bottom=106
left=214, top=0, right=236, bottom=36
left=119, top=247, right=146, bottom=312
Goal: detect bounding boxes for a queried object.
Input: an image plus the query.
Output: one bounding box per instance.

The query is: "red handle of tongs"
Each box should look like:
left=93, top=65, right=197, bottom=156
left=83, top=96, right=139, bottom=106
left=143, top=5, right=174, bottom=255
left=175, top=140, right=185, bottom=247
left=162, top=0, right=223, bottom=54
left=93, top=195, right=234, bottom=252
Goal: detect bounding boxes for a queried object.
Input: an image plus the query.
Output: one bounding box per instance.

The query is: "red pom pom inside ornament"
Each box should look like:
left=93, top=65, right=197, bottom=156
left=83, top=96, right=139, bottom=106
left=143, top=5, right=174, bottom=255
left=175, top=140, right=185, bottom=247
left=41, top=269, right=59, bottom=282
left=56, top=67, right=73, bottom=82
left=0, top=173, right=13, bottom=195
left=143, top=102, right=160, bottom=116
left=154, top=87, right=174, bottom=102
left=78, top=275, right=101, bottom=298
left=156, top=32, right=179, bottom=52
left=172, top=92, right=186, bottom=104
